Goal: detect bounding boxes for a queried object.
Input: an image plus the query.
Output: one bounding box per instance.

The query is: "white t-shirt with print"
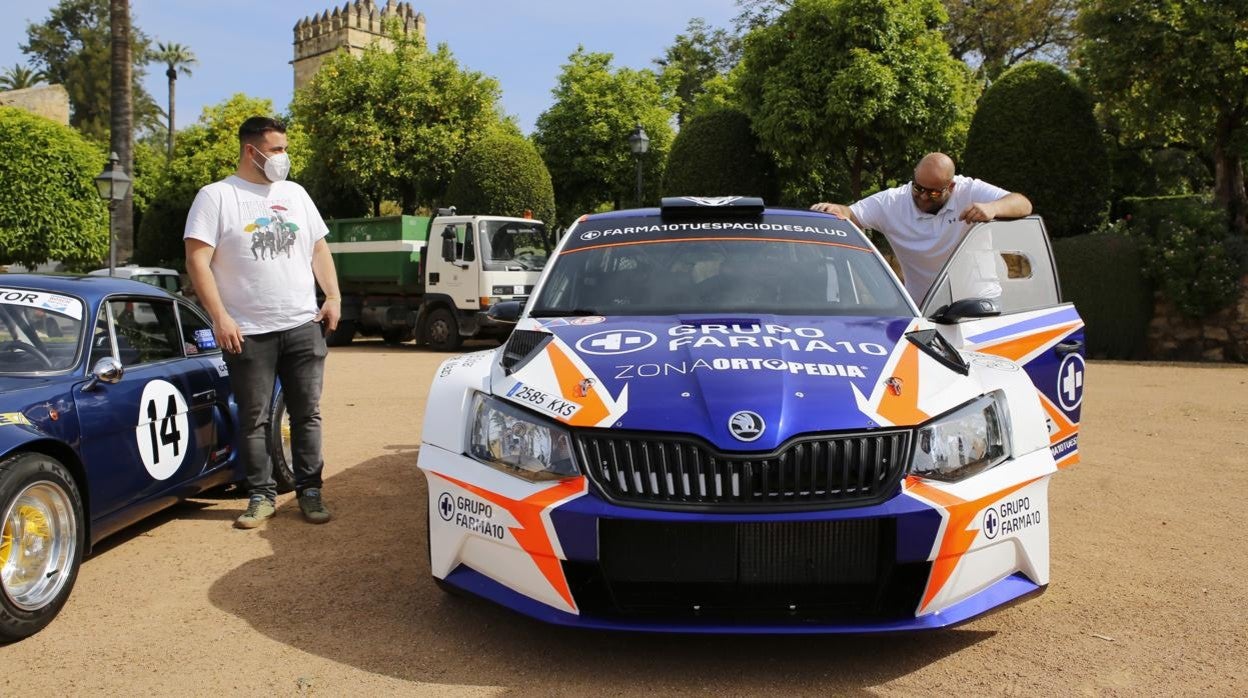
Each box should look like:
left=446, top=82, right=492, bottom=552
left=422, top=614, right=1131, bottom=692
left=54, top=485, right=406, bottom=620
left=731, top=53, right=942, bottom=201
left=183, top=175, right=329, bottom=335
left=850, top=174, right=1010, bottom=304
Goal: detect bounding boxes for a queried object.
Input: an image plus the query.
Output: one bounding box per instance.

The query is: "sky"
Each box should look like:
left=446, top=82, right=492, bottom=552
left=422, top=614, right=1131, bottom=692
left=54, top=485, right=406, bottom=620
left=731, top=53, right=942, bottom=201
left=0, top=0, right=740, bottom=135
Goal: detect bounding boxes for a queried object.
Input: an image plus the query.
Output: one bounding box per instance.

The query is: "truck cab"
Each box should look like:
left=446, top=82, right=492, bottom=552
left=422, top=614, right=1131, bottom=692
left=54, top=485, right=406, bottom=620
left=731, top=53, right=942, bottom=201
left=325, top=213, right=549, bottom=350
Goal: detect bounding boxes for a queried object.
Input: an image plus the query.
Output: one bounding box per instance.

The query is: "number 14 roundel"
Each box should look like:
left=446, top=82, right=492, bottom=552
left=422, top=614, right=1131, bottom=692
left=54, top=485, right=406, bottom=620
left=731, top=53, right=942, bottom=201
left=136, top=379, right=191, bottom=480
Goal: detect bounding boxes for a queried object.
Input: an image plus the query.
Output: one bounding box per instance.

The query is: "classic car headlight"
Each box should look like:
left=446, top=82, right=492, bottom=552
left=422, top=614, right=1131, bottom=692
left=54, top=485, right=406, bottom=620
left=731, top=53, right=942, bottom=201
left=911, top=391, right=1012, bottom=482
left=467, top=393, right=579, bottom=481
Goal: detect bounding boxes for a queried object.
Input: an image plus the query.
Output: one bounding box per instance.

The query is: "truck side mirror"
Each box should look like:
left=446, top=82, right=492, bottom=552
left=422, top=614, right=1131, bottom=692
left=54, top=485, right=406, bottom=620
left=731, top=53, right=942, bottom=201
left=441, top=229, right=455, bottom=262
left=930, top=297, right=1001, bottom=324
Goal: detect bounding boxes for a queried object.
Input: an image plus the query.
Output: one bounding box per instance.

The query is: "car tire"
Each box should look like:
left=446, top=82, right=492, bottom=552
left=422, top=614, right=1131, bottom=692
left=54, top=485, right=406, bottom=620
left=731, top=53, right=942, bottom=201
left=423, top=308, right=462, bottom=352
left=0, top=452, right=85, bottom=642
left=324, top=320, right=356, bottom=347
left=381, top=327, right=413, bottom=345
left=268, top=393, right=296, bottom=495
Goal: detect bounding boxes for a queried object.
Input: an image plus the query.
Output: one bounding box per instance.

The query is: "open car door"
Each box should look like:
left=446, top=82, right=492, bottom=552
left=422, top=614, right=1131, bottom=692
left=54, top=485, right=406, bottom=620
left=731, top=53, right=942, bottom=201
left=920, top=216, right=1086, bottom=468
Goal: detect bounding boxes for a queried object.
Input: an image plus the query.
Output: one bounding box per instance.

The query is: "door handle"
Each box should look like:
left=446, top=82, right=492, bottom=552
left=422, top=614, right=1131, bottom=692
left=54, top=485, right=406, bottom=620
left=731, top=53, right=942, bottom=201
left=1055, top=340, right=1083, bottom=356
left=192, top=389, right=217, bottom=404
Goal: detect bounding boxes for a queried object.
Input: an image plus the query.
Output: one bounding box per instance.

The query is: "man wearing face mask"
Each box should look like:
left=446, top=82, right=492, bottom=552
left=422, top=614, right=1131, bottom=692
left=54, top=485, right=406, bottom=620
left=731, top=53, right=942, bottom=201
left=183, top=116, right=341, bottom=529
left=810, top=152, right=1032, bottom=304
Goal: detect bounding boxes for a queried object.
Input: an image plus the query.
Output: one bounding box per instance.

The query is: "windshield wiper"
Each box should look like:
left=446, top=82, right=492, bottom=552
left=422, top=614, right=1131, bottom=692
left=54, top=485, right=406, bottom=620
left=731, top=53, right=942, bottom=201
left=529, top=308, right=599, bottom=318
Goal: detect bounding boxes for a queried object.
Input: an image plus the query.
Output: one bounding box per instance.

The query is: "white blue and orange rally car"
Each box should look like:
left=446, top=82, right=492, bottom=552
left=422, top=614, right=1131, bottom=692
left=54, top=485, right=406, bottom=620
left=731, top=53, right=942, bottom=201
left=418, top=197, right=1085, bottom=632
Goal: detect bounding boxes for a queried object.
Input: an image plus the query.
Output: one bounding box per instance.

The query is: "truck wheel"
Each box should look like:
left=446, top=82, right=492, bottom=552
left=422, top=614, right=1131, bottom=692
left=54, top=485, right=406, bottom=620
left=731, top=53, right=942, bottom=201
left=268, top=393, right=296, bottom=495
left=324, top=320, right=356, bottom=347
left=381, top=327, right=413, bottom=345
left=423, top=308, right=463, bottom=352
left=0, top=452, right=84, bottom=642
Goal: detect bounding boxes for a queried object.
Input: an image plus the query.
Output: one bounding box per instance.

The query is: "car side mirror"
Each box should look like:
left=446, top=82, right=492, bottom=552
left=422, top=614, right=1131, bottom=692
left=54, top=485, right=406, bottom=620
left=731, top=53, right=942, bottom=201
left=441, top=229, right=456, bottom=262
left=930, top=297, right=1001, bottom=324
left=487, top=301, right=523, bottom=324
left=84, top=356, right=124, bottom=391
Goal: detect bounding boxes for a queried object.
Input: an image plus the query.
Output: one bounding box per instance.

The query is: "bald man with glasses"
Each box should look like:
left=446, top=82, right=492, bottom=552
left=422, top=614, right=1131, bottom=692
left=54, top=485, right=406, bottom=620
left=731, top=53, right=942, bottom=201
left=811, top=153, right=1032, bottom=304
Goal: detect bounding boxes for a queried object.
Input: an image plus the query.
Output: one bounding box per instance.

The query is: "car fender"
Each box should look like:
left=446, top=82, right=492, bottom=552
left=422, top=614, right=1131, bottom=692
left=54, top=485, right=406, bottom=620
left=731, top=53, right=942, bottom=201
left=421, top=349, right=497, bottom=454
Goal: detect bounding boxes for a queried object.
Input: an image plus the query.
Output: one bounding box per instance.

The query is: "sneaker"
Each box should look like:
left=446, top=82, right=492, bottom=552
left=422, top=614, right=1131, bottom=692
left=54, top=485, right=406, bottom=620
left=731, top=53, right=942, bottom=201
left=235, top=496, right=276, bottom=529
left=298, top=488, right=332, bottom=524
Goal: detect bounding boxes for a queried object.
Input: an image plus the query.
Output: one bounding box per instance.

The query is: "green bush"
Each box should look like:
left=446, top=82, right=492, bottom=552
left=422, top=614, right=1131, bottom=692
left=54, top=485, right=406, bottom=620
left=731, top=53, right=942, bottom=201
left=1051, top=224, right=1153, bottom=359
left=962, top=62, right=1109, bottom=238
left=1122, top=196, right=1245, bottom=318
left=135, top=195, right=189, bottom=268
left=442, top=133, right=556, bottom=226
left=661, top=108, right=776, bottom=200
left=0, top=107, right=109, bottom=268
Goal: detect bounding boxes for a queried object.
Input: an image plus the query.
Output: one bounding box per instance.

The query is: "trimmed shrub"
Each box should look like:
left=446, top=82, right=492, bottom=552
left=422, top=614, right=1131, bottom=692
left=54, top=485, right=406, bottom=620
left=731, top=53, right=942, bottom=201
left=1121, top=196, right=1245, bottom=318
left=135, top=195, right=190, bottom=268
left=661, top=108, right=776, bottom=200
left=444, top=133, right=556, bottom=225
left=962, top=62, right=1109, bottom=238
left=1051, top=224, right=1153, bottom=359
left=0, top=107, right=108, bottom=268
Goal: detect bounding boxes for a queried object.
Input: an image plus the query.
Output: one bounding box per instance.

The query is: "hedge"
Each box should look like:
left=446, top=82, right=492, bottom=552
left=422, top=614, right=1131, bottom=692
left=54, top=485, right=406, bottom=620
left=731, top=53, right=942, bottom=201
left=444, top=133, right=556, bottom=225
left=962, top=63, right=1109, bottom=238
left=661, top=108, right=776, bottom=201
left=1051, top=227, right=1153, bottom=359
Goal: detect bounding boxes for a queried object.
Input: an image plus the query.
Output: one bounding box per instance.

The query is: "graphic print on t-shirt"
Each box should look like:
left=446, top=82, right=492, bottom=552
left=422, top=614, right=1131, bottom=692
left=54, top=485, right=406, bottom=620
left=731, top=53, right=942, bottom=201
left=241, top=200, right=301, bottom=261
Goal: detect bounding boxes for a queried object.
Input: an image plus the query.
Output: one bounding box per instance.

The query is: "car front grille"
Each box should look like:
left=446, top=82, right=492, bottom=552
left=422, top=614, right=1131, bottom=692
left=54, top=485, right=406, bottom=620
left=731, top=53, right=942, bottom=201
left=574, top=429, right=910, bottom=510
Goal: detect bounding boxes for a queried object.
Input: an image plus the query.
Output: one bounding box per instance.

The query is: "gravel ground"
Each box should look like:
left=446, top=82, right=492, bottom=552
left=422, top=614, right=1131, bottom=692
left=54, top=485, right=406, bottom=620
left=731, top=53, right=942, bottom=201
left=2, top=345, right=1245, bottom=696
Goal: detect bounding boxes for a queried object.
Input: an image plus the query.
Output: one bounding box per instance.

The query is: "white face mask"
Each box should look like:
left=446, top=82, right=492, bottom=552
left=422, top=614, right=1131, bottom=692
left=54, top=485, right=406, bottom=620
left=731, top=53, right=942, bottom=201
left=250, top=146, right=291, bottom=183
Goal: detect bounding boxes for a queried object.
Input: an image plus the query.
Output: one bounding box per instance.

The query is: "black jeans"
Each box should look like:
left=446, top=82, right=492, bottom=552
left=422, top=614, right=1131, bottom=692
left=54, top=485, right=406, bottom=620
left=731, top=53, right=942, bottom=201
left=222, top=321, right=327, bottom=500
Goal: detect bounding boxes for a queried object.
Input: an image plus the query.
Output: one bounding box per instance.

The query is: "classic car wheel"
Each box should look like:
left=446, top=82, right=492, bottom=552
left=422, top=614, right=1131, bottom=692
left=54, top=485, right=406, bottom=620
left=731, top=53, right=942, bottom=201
left=423, top=308, right=462, bottom=352
left=268, top=394, right=296, bottom=495
left=0, top=452, right=84, bottom=642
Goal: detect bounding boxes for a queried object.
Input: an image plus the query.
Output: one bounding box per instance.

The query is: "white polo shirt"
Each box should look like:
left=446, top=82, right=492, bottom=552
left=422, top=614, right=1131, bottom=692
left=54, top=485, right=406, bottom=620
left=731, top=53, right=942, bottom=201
left=850, top=175, right=1010, bottom=304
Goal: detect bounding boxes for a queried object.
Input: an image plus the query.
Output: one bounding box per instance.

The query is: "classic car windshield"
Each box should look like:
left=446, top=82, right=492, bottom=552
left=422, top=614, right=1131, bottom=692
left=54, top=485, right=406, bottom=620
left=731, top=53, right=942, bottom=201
left=532, top=236, right=913, bottom=317
left=0, top=289, right=85, bottom=373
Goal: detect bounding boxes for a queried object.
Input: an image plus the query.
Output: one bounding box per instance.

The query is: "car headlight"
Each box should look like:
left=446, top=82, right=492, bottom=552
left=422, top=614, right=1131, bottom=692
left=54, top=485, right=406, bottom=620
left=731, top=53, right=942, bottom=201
left=467, top=393, right=579, bottom=481
left=911, top=391, right=1011, bottom=482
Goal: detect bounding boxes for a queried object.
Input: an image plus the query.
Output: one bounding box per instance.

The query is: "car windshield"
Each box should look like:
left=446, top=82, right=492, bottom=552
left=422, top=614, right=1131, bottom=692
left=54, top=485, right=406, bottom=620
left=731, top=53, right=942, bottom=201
left=533, top=224, right=913, bottom=317
left=479, top=220, right=549, bottom=271
left=0, top=289, right=85, bottom=373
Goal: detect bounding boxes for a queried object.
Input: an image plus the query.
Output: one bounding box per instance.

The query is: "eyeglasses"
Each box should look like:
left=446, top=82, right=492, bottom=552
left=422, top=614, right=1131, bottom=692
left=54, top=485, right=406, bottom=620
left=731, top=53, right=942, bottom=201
left=911, top=181, right=952, bottom=199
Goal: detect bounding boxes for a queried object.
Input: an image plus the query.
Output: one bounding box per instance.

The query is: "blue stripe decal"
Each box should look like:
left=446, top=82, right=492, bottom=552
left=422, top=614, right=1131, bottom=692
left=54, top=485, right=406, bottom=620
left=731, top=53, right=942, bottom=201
left=966, top=307, right=1081, bottom=344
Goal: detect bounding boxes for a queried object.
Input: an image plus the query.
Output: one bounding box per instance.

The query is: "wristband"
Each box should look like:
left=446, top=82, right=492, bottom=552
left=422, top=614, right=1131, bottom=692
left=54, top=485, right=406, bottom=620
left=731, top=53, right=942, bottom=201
left=325, top=295, right=341, bottom=301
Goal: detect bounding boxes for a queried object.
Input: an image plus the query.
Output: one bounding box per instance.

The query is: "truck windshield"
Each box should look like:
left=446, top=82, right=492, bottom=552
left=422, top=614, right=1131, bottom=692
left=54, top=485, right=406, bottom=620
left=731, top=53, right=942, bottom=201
left=479, top=220, right=549, bottom=271
left=0, top=290, right=84, bottom=373
left=532, top=237, right=913, bottom=317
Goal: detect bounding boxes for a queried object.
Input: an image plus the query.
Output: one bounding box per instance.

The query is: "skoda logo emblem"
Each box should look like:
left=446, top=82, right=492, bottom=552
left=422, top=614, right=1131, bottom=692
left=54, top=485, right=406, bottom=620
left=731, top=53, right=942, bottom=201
left=728, top=411, right=765, bottom=442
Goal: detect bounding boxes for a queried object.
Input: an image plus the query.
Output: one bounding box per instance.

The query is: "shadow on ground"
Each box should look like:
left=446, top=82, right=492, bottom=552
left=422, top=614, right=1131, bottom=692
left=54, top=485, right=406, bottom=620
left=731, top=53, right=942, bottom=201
left=208, top=451, right=991, bottom=693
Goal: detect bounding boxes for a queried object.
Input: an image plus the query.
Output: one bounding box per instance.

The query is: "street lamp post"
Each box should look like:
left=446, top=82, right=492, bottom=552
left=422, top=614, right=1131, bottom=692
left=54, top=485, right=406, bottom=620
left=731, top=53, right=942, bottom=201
left=94, top=151, right=132, bottom=276
left=628, top=122, right=649, bottom=208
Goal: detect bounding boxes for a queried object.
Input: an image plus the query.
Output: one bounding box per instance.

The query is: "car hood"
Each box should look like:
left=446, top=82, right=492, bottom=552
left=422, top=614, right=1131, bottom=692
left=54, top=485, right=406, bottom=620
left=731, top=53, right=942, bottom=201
left=499, top=314, right=933, bottom=451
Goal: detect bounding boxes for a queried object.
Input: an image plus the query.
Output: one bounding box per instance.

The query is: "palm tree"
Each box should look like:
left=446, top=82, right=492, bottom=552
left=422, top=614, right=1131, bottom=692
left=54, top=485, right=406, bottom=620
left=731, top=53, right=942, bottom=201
left=110, top=0, right=134, bottom=262
left=0, top=64, right=47, bottom=91
left=149, top=42, right=196, bottom=159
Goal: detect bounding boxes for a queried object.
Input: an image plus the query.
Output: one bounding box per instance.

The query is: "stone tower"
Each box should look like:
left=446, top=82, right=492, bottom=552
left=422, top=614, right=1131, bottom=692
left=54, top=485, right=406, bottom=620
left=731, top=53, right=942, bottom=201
left=292, top=0, right=426, bottom=91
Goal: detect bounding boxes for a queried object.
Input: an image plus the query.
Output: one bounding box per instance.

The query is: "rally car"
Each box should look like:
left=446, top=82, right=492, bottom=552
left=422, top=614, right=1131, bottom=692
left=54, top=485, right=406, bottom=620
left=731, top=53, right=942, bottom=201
left=418, top=197, right=1085, bottom=632
left=0, top=274, right=291, bottom=641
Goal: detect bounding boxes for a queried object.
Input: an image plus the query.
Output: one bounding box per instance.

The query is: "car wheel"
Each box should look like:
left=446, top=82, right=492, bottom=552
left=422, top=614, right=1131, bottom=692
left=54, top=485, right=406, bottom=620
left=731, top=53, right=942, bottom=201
left=324, top=320, right=356, bottom=347
left=0, top=452, right=85, bottom=642
left=423, top=308, right=462, bottom=352
left=268, top=394, right=295, bottom=495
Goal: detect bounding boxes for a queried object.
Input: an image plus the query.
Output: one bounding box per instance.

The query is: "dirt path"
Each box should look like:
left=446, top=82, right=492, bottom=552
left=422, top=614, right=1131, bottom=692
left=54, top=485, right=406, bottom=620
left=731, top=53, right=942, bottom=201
left=2, top=347, right=1245, bottom=696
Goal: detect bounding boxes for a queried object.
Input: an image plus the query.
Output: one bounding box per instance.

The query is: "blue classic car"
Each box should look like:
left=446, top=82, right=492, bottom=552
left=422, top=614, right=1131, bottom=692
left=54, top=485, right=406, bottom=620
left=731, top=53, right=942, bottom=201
left=0, top=274, right=291, bottom=641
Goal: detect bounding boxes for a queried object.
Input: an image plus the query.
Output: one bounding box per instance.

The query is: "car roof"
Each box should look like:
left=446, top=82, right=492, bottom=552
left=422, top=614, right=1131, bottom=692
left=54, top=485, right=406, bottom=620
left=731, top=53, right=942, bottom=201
left=580, top=206, right=831, bottom=223
left=0, top=273, right=179, bottom=299
left=87, top=265, right=179, bottom=277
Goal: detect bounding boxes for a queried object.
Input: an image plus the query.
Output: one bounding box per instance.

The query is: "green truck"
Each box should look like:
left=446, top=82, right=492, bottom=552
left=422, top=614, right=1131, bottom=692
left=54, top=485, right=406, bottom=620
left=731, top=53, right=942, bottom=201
left=324, top=211, right=549, bottom=350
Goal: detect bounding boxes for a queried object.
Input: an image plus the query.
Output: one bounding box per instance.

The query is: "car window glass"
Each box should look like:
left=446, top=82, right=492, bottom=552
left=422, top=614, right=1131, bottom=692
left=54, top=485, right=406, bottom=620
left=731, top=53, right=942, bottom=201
left=922, top=219, right=1059, bottom=315
left=107, top=299, right=180, bottom=366
left=0, top=294, right=84, bottom=373
left=178, top=303, right=218, bottom=355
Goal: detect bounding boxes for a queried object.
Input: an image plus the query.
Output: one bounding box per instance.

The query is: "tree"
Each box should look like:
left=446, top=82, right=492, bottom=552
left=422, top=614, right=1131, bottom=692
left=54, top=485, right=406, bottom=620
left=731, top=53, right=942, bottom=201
left=292, top=30, right=507, bottom=216
left=1077, top=0, right=1248, bottom=236
left=735, top=0, right=976, bottom=204
left=533, top=48, right=676, bottom=225
left=962, top=62, right=1109, bottom=237
left=0, top=64, right=47, bottom=91
left=0, top=107, right=108, bottom=268
left=136, top=94, right=306, bottom=266
left=942, top=0, right=1077, bottom=82
left=110, top=0, right=135, bottom=262
left=21, top=0, right=161, bottom=141
left=149, top=42, right=196, bottom=159
left=654, top=18, right=740, bottom=126
left=444, top=133, right=556, bottom=225
left=661, top=108, right=776, bottom=200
